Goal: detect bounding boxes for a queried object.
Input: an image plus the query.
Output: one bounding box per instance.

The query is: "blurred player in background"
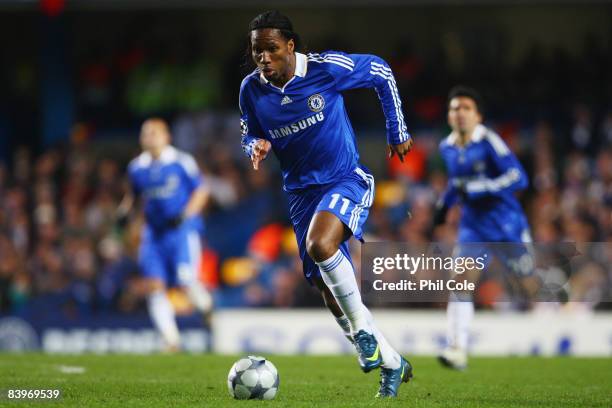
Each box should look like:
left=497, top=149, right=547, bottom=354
left=118, top=118, right=213, bottom=352
left=434, top=86, right=537, bottom=370
left=239, top=11, right=413, bottom=398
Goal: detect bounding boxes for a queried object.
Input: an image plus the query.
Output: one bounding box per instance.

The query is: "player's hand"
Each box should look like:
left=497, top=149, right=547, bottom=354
left=167, top=214, right=185, bottom=229
left=432, top=203, right=449, bottom=226
left=388, top=139, right=413, bottom=163
left=116, top=213, right=129, bottom=229
left=115, top=207, right=130, bottom=229
left=452, top=179, right=468, bottom=202
left=252, top=139, right=272, bottom=170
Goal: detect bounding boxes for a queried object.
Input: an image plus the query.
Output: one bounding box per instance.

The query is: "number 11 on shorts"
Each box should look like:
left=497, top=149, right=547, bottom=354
left=329, top=193, right=350, bottom=215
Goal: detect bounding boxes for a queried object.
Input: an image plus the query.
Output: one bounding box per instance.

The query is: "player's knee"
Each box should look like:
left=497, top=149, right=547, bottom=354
left=145, top=278, right=166, bottom=293
left=306, top=235, right=338, bottom=263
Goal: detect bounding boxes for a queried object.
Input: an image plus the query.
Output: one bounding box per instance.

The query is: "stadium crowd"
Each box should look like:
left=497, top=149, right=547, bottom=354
left=0, top=106, right=610, bottom=317
left=1, top=26, right=611, bottom=317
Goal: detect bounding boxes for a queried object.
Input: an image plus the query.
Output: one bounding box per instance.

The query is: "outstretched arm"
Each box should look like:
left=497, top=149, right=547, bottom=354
left=325, top=52, right=413, bottom=159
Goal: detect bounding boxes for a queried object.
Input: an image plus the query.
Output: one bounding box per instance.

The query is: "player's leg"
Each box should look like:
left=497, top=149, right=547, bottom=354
left=174, top=229, right=213, bottom=323
left=145, top=278, right=181, bottom=352
left=306, top=169, right=409, bottom=379
left=139, top=235, right=181, bottom=351
left=288, top=188, right=360, bottom=346
left=312, top=276, right=353, bottom=344
left=499, top=228, right=540, bottom=306
left=440, top=229, right=483, bottom=370
left=314, top=265, right=412, bottom=397
left=288, top=171, right=412, bottom=396
left=441, top=292, right=473, bottom=370
left=306, top=211, right=373, bottom=339
left=314, top=259, right=404, bottom=367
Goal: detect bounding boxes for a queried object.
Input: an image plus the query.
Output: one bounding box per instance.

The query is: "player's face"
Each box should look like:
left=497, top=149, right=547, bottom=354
left=250, top=28, right=295, bottom=84
left=140, top=121, right=170, bottom=153
left=448, top=97, right=482, bottom=134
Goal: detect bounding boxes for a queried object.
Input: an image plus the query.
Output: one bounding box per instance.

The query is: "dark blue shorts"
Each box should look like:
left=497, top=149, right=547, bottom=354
left=286, top=167, right=375, bottom=284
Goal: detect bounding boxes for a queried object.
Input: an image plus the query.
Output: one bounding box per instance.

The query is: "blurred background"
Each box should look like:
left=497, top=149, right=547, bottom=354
left=0, top=0, right=610, bottom=354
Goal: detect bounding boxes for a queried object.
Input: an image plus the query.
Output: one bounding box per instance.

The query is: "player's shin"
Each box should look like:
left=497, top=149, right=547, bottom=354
left=446, top=291, right=474, bottom=351
left=334, top=314, right=354, bottom=344
left=362, top=305, right=401, bottom=369
left=316, top=249, right=370, bottom=334
left=184, top=281, right=213, bottom=313
left=147, top=290, right=181, bottom=349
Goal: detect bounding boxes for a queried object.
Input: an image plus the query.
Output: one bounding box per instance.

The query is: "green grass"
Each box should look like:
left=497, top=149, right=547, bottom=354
left=0, top=354, right=610, bottom=407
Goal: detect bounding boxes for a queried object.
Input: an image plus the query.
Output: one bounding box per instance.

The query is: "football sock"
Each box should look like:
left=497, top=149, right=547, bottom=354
left=185, top=281, right=213, bottom=313
left=446, top=293, right=474, bottom=351
left=334, top=314, right=353, bottom=343
left=362, top=305, right=402, bottom=369
left=316, top=250, right=370, bottom=334
left=147, top=290, right=181, bottom=348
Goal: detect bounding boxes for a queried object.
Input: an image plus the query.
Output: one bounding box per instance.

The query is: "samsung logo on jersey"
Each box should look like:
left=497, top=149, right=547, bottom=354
left=268, top=112, right=325, bottom=139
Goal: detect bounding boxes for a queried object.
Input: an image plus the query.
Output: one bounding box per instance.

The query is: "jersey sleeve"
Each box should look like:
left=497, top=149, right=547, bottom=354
left=440, top=179, right=461, bottom=208
left=127, top=162, right=141, bottom=197
left=239, top=78, right=266, bottom=158
left=319, top=51, right=411, bottom=145
left=438, top=142, right=462, bottom=208
left=177, top=152, right=205, bottom=192
left=465, top=133, right=528, bottom=199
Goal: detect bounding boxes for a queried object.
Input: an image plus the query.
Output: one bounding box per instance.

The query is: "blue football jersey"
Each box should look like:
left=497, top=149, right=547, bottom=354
left=439, top=124, right=530, bottom=241
left=239, top=51, right=411, bottom=191
left=128, top=146, right=204, bottom=231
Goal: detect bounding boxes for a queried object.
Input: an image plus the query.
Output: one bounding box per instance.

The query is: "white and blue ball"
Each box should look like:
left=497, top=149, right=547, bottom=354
left=227, top=355, right=279, bottom=400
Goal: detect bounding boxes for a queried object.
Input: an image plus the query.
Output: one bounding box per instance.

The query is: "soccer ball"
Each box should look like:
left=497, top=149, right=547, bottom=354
left=227, top=355, right=279, bottom=400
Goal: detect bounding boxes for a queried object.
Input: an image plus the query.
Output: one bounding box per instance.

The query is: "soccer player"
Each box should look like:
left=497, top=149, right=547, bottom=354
left=239, top=11, right=413, bottom=398
left=434, top=86, right=534, bottom=369
left=119, top=118, right=213, bottom=351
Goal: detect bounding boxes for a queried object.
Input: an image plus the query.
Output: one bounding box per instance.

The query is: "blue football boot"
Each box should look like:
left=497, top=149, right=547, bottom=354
left=375, top=356, right=413, bottom=398
left=353, top=330, right=383, bottom=373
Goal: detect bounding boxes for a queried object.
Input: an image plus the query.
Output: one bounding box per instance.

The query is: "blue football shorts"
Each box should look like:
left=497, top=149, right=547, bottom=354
left=286, top=167, right=375, bottom=284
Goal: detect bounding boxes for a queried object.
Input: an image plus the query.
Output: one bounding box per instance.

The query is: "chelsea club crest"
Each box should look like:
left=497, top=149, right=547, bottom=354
left=307, top=94, right=325, bottom=112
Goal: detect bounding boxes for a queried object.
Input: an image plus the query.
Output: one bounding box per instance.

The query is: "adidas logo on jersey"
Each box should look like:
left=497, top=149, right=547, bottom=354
left=280, top=95, right=293, bottom=105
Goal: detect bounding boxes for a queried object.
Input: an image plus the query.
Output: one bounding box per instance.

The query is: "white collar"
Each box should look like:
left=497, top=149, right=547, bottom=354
left=139, top=145, right=177, bottom=166
left=158, top=145, right=177, bottom=163
left=259, top=52, right=308, bottom=89
left=447, top=124, right=486, bottom=146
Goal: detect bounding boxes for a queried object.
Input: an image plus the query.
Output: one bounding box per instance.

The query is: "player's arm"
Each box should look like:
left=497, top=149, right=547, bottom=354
left=433, top=178, right=465, bottom=226
left=183, top=184, right=210, bottom=218
left=116, top=168, right=140, bottom=227
left=464, top=133, right=528, bottom=200
left=117, top=191, right=134, bottom=218
left=174, top=153, right=210, bottom=225
left=329, top=52, right=413, bottom=161
left=239, top=83, right=271, bottom=170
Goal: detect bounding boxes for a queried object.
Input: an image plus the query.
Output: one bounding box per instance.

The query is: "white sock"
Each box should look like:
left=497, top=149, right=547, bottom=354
left=147, top=290, right=180, bottom=348
left=334, top=314, right=353, bottom=343
left=316, top=250, right=370, bottom=334
left=446, top=297, right=474, bottom=351
left=362, top=305, right=401, bottom=369
left=185, top=281, right=213, bottom=313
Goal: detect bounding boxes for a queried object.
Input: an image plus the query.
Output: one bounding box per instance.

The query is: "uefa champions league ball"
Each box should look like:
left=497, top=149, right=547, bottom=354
left=227, top=355, right=279, bottom=400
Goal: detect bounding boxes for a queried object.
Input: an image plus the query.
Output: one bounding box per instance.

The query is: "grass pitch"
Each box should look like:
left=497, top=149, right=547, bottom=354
left=1, top=354, right=610, bottom=407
